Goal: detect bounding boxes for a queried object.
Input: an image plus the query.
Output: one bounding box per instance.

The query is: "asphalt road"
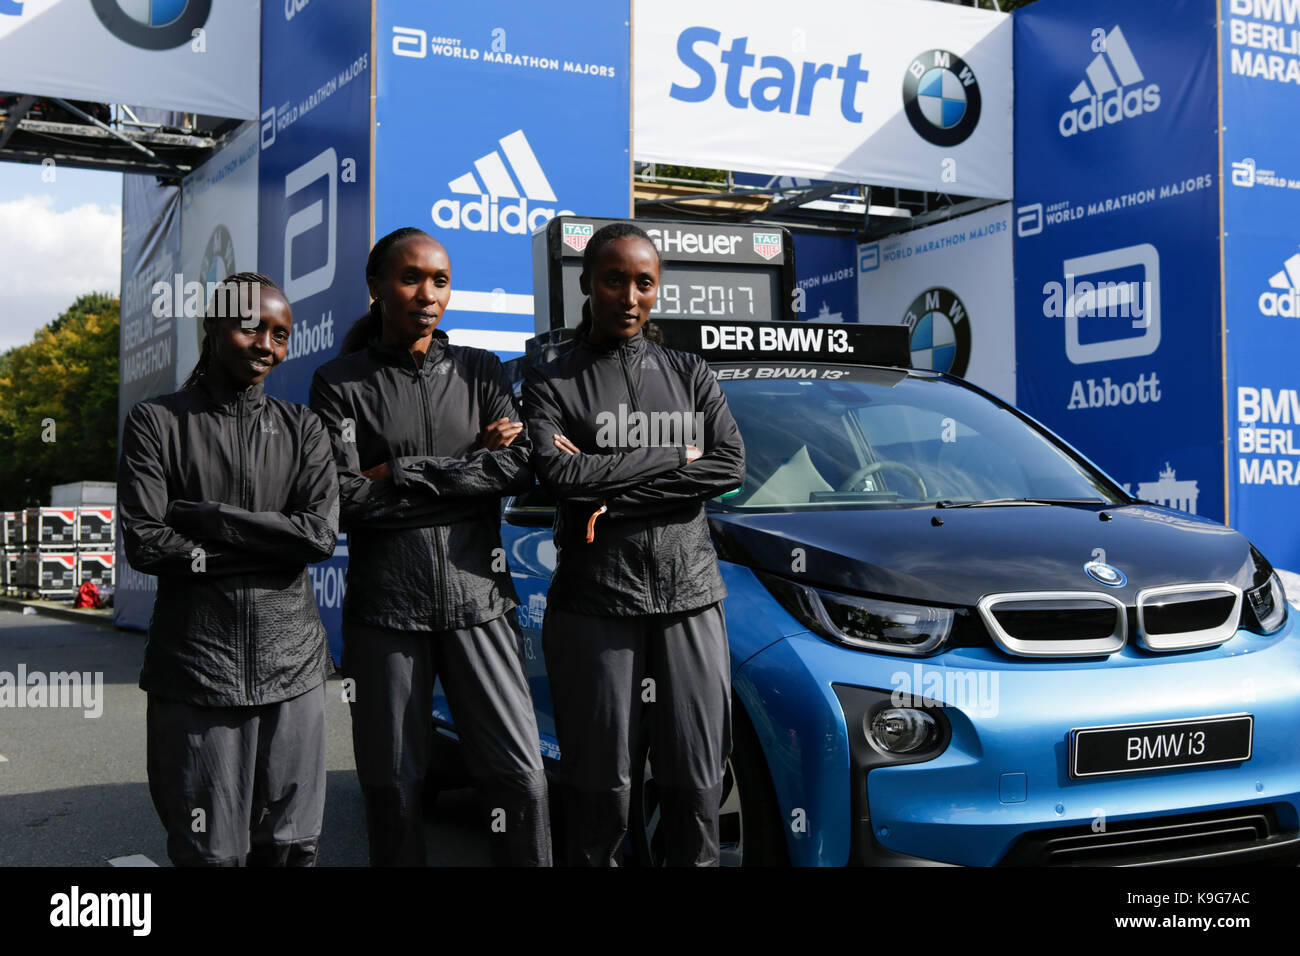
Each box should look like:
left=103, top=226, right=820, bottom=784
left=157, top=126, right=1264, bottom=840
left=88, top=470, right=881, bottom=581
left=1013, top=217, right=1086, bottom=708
left=0, top=608, right=490, bottom=867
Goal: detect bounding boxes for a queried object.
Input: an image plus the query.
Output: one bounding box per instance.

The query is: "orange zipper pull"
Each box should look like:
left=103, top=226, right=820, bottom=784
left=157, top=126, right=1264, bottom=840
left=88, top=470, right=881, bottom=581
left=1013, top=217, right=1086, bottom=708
left=585, top=502, right=608, bottom=543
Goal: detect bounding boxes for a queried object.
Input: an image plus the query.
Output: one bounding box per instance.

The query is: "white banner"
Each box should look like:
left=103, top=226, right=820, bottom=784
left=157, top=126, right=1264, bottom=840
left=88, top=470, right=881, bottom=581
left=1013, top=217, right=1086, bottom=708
left=634, top=0, right=1011, bottom=198
left=857, top=203, right=1015, bottom=401
left=178, top=121, right=260, bottom=384
left=0, top=0, right=258, bottom=119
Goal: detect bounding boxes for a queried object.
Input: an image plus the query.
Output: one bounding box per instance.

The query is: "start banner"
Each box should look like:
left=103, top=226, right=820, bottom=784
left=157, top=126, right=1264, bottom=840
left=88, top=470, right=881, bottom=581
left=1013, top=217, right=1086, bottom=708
left=634, top=0, right=1012, bottom=199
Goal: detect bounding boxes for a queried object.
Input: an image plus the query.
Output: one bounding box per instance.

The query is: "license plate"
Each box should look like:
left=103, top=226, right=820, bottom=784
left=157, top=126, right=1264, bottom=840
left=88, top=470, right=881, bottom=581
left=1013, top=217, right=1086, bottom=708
left=1069, top=714, right=1253, bottom=778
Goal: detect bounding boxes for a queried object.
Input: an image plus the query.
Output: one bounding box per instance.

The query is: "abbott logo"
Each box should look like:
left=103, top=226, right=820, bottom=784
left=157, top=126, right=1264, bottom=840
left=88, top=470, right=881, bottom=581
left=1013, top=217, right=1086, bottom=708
left=1232, top=158, right=1256, bottom=188
left=1016, top=203, right=1043, bottom=237
left=1260, top=246, right=1300, bottom=317
left=1061, top=244, right=1161, bottom=364
left=284, top=148, right=337, bottom=302
left=431, top=130, right=573, bottom=234
left=1059, top=26, right=1160, bottom=137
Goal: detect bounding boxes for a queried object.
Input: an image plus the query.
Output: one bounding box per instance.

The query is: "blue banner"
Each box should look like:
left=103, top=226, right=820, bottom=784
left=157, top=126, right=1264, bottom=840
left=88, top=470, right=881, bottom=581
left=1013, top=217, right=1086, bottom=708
left=375, top=0, right=631, bottom=356
left=1222, top=0, right=1300, bottom=571
left=1013, top=0, right=1222, bottom=520
left=259, top=0, right=372, bottom=650
left=792, top=232, right=859, bottom=324
left=115, top=173, right=181, bottom=631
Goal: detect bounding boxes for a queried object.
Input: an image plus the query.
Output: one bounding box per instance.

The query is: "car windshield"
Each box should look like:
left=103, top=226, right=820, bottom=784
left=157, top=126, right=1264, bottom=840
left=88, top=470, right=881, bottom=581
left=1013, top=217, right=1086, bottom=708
left=713, top=366, right=1126, bottom=511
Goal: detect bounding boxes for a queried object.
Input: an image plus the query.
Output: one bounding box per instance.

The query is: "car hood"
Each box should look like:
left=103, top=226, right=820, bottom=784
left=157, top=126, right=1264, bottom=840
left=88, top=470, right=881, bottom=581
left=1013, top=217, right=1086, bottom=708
left=709, top=503, right=1268, bottom=607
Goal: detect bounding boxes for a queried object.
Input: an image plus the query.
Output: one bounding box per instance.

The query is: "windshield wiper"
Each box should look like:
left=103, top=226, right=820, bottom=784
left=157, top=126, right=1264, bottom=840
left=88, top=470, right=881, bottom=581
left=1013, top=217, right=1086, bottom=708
left=934, top=497, right=1106, bottom=509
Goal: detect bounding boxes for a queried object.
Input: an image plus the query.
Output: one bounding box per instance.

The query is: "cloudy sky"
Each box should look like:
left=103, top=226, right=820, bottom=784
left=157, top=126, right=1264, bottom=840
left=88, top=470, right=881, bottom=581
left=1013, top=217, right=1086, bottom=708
left=0, top=162, right=121, bottom=352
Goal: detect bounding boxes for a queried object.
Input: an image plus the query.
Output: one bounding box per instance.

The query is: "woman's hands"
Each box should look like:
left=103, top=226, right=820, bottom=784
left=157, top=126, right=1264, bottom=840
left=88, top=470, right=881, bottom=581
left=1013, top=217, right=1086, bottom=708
left=360, top=418, right=522, bottom=480
left=482, top=417, right=524, bottom=450
left=554, top=433, right=702, bottom=463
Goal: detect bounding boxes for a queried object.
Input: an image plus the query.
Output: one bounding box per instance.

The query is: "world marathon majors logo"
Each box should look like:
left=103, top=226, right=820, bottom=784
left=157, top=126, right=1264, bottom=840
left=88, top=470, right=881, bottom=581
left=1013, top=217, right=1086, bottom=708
left=902, top=287, right=971, bottom=376
left=902, top=49, right=982, bottom=147
left=91, top=0, right=211, bottom=50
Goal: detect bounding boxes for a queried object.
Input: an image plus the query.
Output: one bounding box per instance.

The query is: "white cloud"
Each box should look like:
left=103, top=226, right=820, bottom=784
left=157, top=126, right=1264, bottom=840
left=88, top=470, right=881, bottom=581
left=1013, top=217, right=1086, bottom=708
left=0, top=195, right=121, bottom=352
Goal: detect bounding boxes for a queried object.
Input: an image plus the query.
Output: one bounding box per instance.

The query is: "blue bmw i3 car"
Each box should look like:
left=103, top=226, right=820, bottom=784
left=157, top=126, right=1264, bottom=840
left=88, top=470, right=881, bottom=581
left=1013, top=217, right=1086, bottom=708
left=427, top=319, right=1300, bottom=866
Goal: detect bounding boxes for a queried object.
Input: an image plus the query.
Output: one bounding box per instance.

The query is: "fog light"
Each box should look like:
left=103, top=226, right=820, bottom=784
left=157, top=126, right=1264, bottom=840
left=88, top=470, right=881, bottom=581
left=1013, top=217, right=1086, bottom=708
left=867, top=708, right=937, bottom=754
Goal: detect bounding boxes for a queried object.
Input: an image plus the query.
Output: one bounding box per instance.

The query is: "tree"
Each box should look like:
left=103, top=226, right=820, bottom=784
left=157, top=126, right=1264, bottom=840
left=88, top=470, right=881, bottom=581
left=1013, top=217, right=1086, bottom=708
left=0, top=293, right=120, bottom=506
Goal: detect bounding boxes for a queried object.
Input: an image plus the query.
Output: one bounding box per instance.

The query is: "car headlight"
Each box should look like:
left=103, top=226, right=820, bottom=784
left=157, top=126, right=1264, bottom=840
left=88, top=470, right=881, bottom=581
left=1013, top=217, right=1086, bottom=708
left=1245, top=572, right=1288, bottom=635
left=1272, top=569, right=1300, bottom=611
left=757, top=572, right=953, bottom=655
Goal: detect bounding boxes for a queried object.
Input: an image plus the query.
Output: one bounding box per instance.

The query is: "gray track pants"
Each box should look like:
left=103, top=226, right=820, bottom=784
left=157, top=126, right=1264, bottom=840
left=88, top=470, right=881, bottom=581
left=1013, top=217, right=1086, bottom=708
left=543, top=602, right=731, bottom=867
left=342, top=613, right=551, bottom=867
left=145, top=683, right=326, bottom=867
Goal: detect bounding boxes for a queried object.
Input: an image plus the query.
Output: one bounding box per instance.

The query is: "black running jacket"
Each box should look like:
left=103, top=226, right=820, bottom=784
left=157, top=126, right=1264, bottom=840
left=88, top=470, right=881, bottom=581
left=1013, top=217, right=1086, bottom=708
left=309, top=331, right=531, bottom=632
left=522, top=330, right=745, bottom=616
left=118, top=372, right=339, bottom=707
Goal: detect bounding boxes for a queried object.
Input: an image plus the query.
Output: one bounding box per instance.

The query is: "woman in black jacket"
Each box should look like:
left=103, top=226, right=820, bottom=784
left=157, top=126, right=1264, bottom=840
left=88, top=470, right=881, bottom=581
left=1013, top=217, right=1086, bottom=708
left=522, top=222, right=746, bottom=866
left=309, top=227, right=550, bottom=867
left=118, top=273, right=339, bottom=866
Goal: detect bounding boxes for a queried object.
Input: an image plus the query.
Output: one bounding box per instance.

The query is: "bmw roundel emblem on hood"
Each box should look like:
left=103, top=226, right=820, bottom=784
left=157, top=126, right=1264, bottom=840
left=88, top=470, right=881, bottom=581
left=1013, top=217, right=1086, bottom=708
left=1084, top=561, right=1127, bottom=588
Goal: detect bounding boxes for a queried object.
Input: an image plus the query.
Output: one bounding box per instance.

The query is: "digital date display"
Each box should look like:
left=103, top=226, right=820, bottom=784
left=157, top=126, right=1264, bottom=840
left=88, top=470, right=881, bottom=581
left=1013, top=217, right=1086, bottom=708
left=651, top=264, right=778, bottom=322
left=561, top=261, right=781, bottom=326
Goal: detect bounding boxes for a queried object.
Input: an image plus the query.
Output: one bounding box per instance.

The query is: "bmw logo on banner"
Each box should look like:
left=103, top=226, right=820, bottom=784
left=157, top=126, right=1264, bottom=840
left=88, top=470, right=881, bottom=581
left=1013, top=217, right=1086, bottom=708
left=904, top=287, right=971, bottom=377
left=903, top=49, right=982, bottom=147
left=91, top=0, right=211, bottom=50
left=198, top=222, right=236, bottom=350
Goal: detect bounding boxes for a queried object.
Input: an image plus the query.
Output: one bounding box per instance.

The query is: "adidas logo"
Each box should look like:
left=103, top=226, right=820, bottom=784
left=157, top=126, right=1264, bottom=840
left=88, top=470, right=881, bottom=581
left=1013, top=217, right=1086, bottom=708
left=431, top=129, right=574, bottom=234
left=1058, top=26, right=1161, bottom=138
left=1260, top=247, right=1300, bottom=317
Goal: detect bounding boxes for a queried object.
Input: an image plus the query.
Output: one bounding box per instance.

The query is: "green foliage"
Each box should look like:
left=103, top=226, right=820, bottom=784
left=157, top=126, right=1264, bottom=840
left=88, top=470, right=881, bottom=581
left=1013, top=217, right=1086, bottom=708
left=648, top=165, right=727, bottom=185
left=0, top=293, right=120, bottom=506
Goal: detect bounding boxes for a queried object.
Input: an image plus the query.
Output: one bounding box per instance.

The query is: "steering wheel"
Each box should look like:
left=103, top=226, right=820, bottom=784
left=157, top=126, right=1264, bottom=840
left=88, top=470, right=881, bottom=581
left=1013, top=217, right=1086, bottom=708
left=838, top=460, right=928, bottom=498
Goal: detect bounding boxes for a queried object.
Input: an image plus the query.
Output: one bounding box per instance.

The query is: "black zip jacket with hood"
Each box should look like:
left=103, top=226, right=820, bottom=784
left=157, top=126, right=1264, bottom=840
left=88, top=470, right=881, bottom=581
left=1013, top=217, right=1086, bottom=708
left=118, top=372, right=340, bottom=708
left=522, top=329, right=745, bottom=616
left=308, top=330, right=531, bottom=632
